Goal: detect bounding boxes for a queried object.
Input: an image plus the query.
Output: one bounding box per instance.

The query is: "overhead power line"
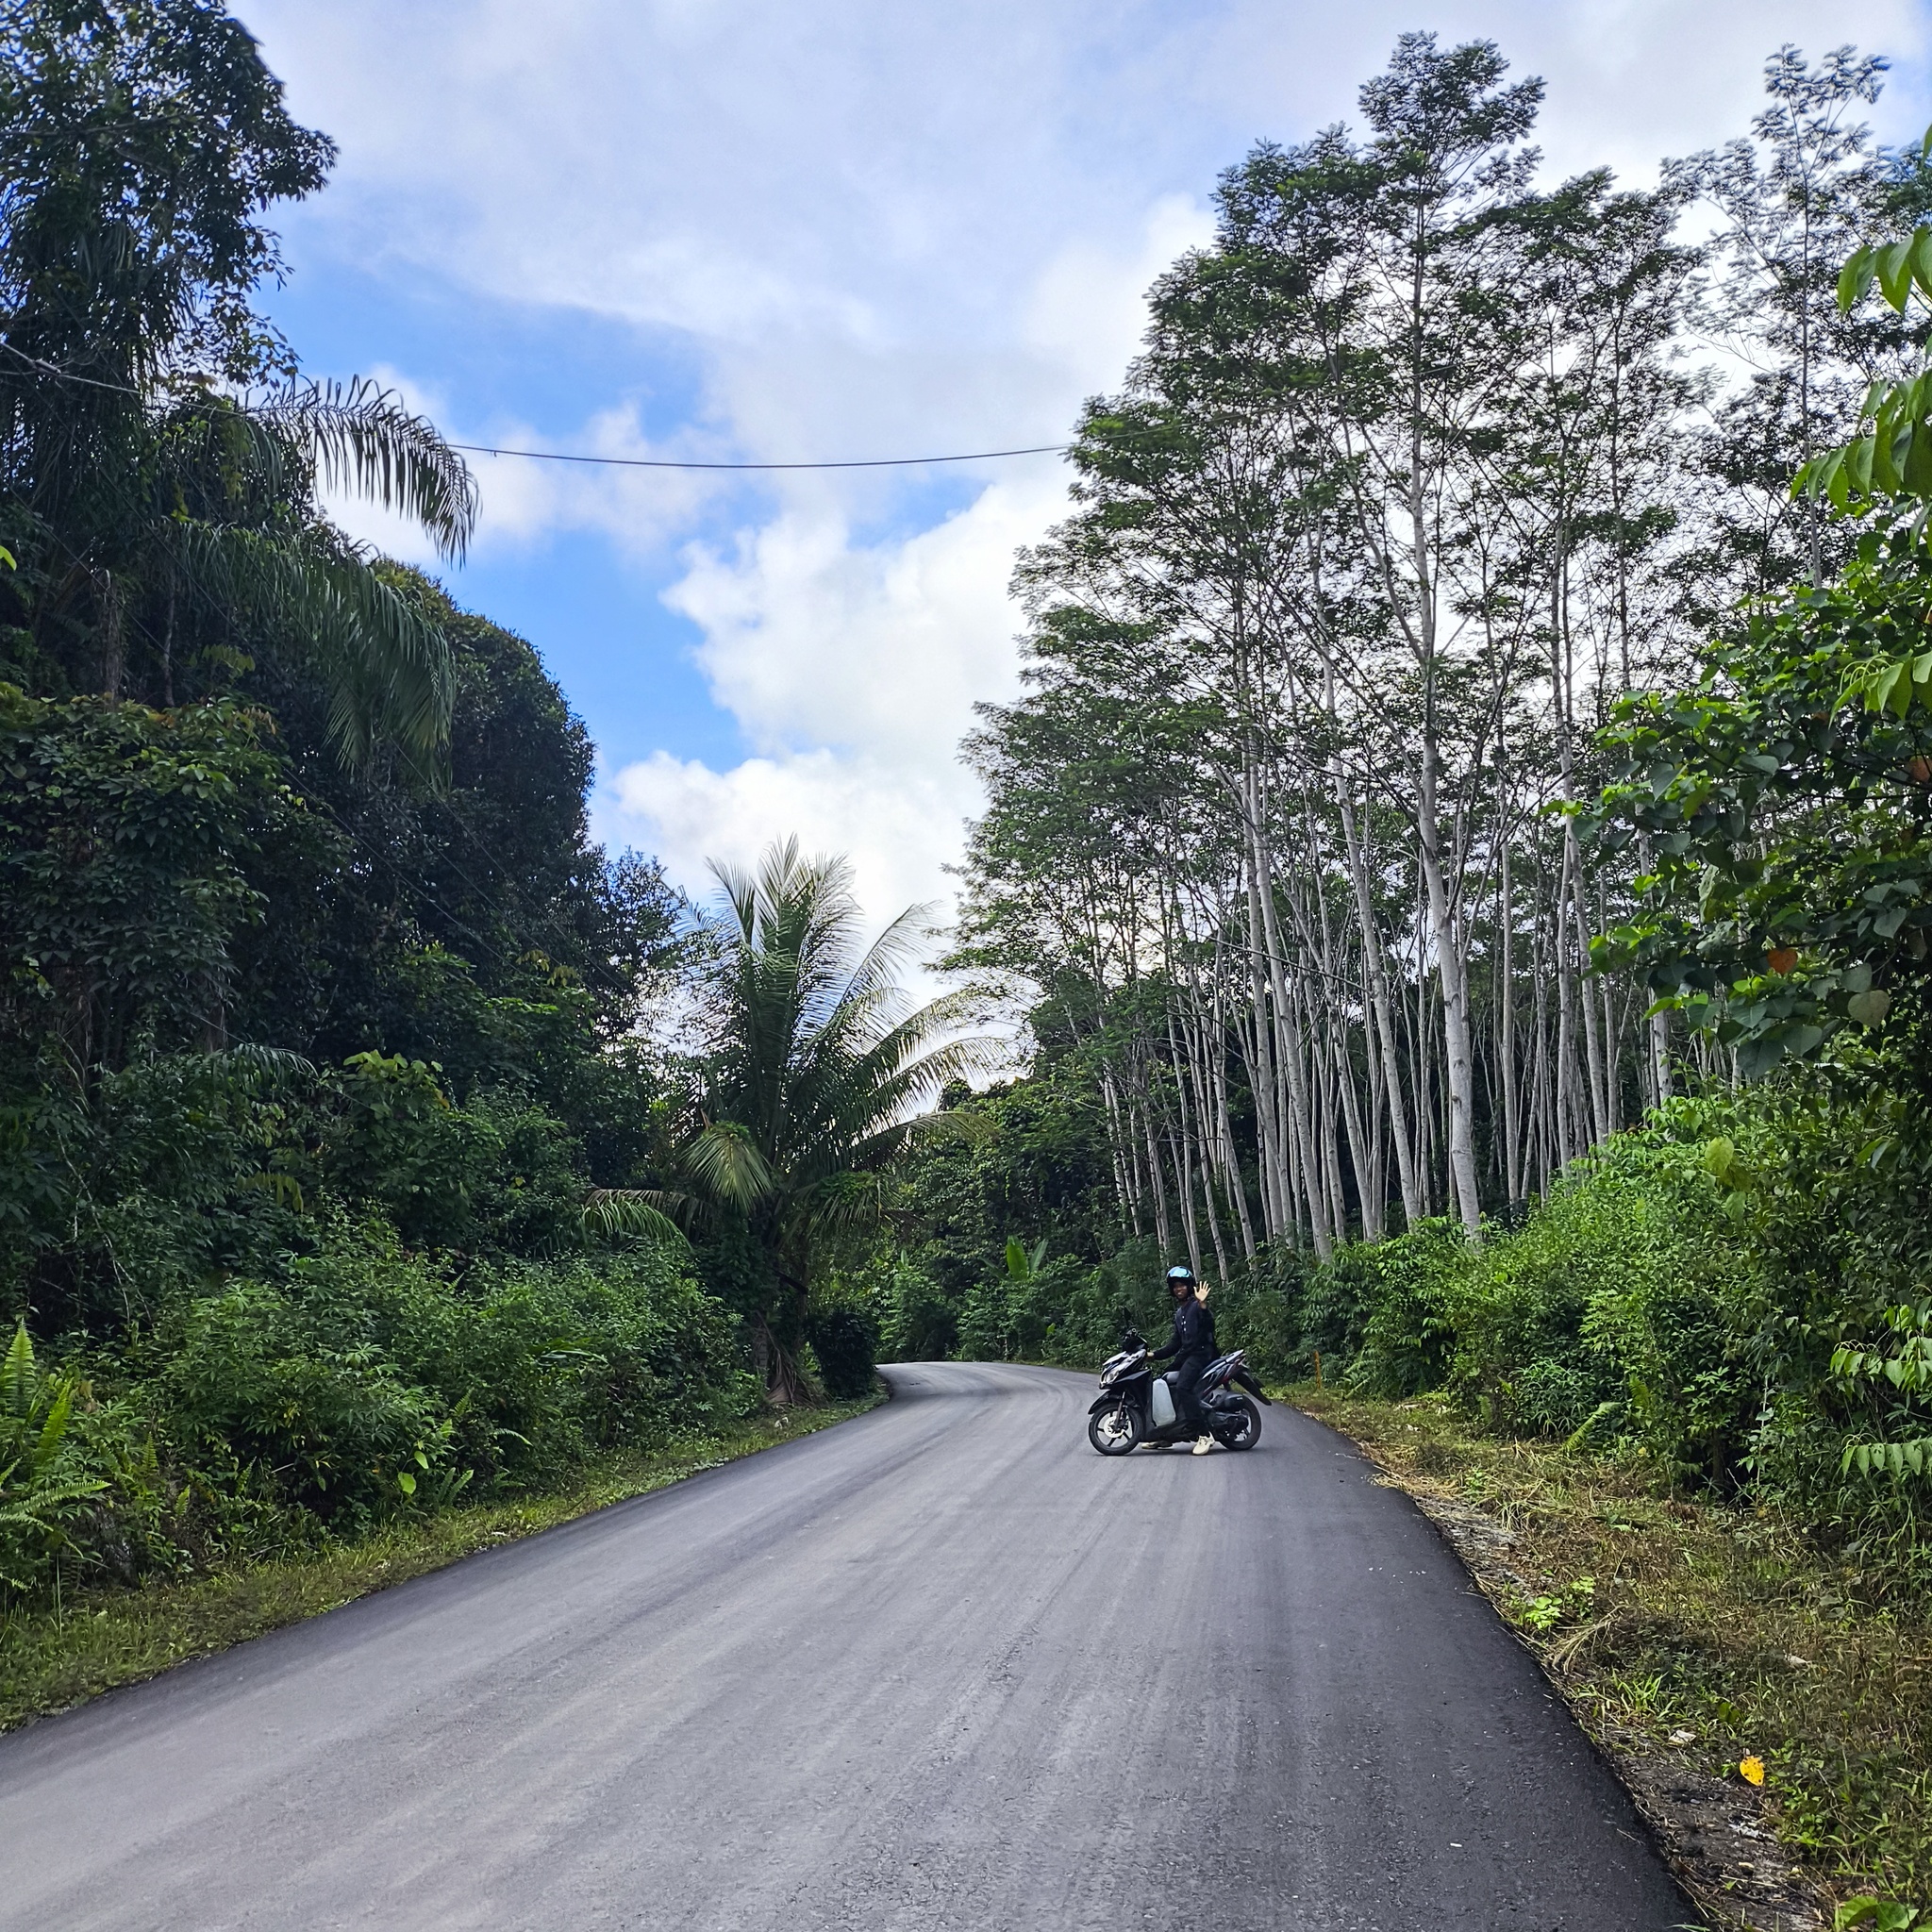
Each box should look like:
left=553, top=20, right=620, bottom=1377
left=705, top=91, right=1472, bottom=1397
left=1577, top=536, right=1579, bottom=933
left=0, top=342, right=1071, bottom=472
left=447, top=441, right=1070, bottom=471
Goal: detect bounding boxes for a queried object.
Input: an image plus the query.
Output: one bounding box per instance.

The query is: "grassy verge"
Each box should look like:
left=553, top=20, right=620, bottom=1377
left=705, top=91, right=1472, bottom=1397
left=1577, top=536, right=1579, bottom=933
left=1290, top=1386, right=1930, bottom=1932
left=0, top=1393, right=882, bottom=1734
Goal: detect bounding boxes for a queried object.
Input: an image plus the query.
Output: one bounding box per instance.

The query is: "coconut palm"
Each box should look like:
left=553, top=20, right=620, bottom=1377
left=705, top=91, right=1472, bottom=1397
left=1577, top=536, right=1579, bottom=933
left=679, top=840, right=987, bottom=1403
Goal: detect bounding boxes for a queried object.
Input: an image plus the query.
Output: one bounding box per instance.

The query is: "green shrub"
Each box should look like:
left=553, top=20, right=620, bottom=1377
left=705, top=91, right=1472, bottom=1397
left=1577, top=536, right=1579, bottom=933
left=0, top=1321, right=207, bottom=1600
left=1343, top=1221, right=1466, bottom=1398
left=1512, top=1357, right=1598, bottom=1438
left=0, top=1320, right=108, bottom=1595
left=155, top=1276, right=451, bottom=1523
left=0, top=1208, right=758, bottom=1609
left=956, top=1275, right=1015, bottom=1361
left=805, top=1307, right=878, bottom=1399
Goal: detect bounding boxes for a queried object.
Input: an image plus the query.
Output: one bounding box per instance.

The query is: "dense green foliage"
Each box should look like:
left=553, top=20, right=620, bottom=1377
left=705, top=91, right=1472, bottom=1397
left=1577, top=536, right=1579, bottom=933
left=0, top=5, right=774, bottom=1608
left=0, top=1219, right=749, bottom=1602
left=1590, top=537, right=1932, bottom=1075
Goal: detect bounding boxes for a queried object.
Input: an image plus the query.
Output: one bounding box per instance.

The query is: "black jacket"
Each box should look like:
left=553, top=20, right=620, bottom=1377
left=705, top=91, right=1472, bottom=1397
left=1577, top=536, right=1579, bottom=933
left=1151, top=1295, right=1210, bottom=1364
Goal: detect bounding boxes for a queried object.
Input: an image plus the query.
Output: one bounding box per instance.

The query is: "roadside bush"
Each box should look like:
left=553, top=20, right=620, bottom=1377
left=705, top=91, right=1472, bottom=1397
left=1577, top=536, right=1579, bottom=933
left=0, top=1321, right=208, bottom=1601
left=318, top=1053, right=589, bottom=1257
left=1294, top=1137, right=1757, bottom=1478
left=805, top=1306, right=878, bottom=1399
left=880, top=1260, right=960, bottom=1361
left=1343, top=1222, right=1466, bottom=1399
left=156, top=1277, right=448, bottom=1523
left=145, top=1214, right=753, bottom=1518
left=1674, top=1052, right=1932, bottom=1526
left=955, top=1274, right=1014, bottom=1361
left=1, top=1321, right=111, bottom=1596
left=0, top=1206, right=755, bottom=1607
left=1206, top=1273, right=1296, bottom=1383
left=1241, top=1075, right=1932, bottom=1524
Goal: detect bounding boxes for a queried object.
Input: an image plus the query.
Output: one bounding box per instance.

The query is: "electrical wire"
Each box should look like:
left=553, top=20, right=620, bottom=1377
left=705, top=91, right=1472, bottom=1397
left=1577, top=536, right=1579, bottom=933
left=447, top=441, right=1069, bottom=471
left=0, top=346, right=1071, bottom=471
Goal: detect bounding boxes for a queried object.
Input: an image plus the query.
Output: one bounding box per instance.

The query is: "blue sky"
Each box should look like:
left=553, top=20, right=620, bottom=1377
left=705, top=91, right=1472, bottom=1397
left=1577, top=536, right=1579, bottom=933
left=235, top=0, right=1931, bottom=923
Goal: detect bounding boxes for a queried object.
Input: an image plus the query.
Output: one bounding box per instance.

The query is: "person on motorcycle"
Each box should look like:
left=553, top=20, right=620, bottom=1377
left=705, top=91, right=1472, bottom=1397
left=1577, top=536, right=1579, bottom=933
left=1149, top=1264, right=1215, bottom=1455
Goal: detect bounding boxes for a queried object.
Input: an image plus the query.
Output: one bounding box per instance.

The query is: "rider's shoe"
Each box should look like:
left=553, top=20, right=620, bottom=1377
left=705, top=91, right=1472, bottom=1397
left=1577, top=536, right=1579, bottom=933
left=1191, top=1434, right=1213, bottom=1456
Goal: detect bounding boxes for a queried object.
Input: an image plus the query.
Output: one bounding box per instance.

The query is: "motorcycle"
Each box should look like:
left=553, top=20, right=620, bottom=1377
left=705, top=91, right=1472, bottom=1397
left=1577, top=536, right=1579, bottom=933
left=1086, top=1327, right=1270, bottom=1455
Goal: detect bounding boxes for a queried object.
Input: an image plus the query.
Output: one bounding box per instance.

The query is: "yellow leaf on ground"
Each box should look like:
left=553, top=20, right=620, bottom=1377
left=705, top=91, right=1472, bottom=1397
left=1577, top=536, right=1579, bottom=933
left=1740, top=1756, right=1766, bottom=1787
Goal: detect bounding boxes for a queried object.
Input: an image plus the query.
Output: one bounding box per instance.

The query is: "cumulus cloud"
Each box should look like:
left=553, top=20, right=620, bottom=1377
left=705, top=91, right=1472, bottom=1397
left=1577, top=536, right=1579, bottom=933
left=609, top=749, right=969, bottom=928
left=240, top=0, right=1931, bottom=927
left=599, top=469, right=1046, bottom=913
left=594, top=194, right=1214, bottom=913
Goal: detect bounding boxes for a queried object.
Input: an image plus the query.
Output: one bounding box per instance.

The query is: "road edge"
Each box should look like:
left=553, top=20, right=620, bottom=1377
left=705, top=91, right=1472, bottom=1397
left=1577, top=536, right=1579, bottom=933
left=1286, top=1393, right=1827, bottom=1932
left=0, top=1392, right=885, bottom=1735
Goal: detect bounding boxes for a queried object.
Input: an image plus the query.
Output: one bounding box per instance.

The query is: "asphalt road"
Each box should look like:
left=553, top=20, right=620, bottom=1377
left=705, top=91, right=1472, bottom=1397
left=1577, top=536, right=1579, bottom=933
left=0, top=1363, right=1694, bottom=1931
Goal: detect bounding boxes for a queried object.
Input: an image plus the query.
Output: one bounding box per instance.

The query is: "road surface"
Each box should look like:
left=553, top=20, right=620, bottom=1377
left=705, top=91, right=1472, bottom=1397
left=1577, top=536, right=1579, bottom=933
left=0, top=1363, right=1693, bottom=1930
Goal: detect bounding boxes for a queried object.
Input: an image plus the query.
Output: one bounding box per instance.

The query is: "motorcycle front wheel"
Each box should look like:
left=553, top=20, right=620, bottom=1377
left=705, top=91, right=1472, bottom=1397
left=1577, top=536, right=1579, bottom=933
left=1088, top=1401, right=1142, bottom=1456
left=1214, top=1395, right=1262, bottom=1451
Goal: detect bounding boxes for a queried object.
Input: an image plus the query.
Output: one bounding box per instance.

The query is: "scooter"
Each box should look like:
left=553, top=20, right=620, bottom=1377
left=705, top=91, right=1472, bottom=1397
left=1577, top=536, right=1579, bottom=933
left=1086, top=1327, right=1269, bottom=1455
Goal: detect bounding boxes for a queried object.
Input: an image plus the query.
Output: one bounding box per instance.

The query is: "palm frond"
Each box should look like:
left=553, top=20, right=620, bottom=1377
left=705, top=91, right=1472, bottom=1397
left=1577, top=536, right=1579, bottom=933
left=172, top=520, right=455, bottom=774
left=253, top=377, right=477, bottom=562
left=204, top=1042, right=317, bottom=1088
left=2, top=1324, right=32, bottom=1423
left=898, top=1106, right=996, bottom=1150
left=684, top=1120, right=777, bottom=1210
left=797, top=1168, right=889, bottom=1236
left=786, top=994, right=996, bottom=1165
left=581, top=1190, right=690, bottom=1247
left=835, top=901, right=934, bottom=1015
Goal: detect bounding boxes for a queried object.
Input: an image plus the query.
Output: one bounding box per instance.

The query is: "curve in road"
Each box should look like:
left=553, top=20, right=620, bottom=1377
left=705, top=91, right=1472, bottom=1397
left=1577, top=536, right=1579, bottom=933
left=0, top=1363, right=1692, bottom=1930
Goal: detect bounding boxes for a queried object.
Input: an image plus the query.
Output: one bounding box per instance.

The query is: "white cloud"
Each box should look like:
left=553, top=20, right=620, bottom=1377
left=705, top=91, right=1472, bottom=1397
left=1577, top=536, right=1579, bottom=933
left=605, top=748, right=966, bottom=929
left=598, top=472, right=1044, bottom=915
left=665, top=484, right=1042, bottom=763
left=594, top=195, right=1213, bottom=915
left=240, top=0, right=1931, bottom=347
left=239, top=0, right=1932, bottom=932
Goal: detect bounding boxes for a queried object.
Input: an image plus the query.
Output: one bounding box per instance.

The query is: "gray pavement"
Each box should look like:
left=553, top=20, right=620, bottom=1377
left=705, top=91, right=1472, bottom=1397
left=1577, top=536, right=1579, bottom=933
left=0, top=1362, right=1696, bottom=1930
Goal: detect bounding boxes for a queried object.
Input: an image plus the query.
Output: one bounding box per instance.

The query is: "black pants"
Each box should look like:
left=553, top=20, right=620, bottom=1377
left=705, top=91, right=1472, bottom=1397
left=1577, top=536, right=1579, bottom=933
left=1171, top=1350, right=1210, bottom=1430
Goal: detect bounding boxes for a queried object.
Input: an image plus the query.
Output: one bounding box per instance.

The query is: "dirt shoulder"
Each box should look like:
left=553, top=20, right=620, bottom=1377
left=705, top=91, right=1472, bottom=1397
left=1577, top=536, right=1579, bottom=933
left=1287, top=1387, right=1930, bottom=1932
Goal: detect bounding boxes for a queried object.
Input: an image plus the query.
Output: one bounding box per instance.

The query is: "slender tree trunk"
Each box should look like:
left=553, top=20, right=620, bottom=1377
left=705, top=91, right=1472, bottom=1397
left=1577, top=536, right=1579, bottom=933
left=1500, top=820, right=1522, bottom=1203
left=1340, top=785, right=1419, bottom=1230
left=1416, top=738, right=1482, bottom=1234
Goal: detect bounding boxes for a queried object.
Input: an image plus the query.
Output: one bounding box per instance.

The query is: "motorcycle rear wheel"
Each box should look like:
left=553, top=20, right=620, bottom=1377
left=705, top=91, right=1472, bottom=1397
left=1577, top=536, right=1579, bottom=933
left=1213, top=1395, right=1261, bottom=1451
left=1089, top=1401, right=1142, bottom=1456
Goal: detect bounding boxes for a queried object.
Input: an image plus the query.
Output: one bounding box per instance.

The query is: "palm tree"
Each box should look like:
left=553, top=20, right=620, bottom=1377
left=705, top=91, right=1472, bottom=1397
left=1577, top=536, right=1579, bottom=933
left=0, top=5, right=477, bottom=770
left=150, top=378, right=476, bottom=774
left=679, top=840, right=987, bottom=1403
